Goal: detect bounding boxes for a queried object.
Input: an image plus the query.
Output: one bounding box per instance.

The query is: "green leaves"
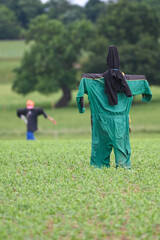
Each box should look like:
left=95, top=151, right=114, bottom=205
left=0, top=0, right=44, bottom=28
left=0, top=5, right=21, bottom=39
left=13, top=16, right=94, bottom=106
left=97, top=1, right=160, bottom=45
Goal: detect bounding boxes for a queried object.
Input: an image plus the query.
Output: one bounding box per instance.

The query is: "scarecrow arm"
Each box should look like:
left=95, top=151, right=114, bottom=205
left=76, top=78, right=88, bottom=113
left=21, top=115, right=28, bottom=124
left=47, top=116, right=57, bottom=125
left=126, top=75, right=152, bottom=103
left=17, top=108, right=27, bottom=118
left=36, top=108, right=48, bottom=118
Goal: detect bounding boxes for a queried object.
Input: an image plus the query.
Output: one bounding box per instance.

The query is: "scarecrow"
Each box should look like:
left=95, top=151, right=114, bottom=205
left=76, top=46, right=152, bottom=169
left=17, top=100, right=57, bottom=140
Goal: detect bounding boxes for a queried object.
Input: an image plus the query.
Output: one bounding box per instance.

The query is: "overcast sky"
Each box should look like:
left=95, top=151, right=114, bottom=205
left=41, top=0, right=107, bottom=6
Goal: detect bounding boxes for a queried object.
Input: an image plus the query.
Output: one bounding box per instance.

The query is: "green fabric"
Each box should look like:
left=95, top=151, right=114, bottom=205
left=127, top=79, right=152, bottom=103
left=76, top=77, right=152, bottom=169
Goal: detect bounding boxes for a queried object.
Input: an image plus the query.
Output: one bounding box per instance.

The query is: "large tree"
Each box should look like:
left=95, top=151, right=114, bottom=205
left=0, top=0, right=44, bottom=28
left=118, top=34, right=160, bottom=85
left=82, top=35, right=110, bottom=73
left=12, top=15, right=94, bottom=107
left=45, top=0, right=85, bottom=24
left=0, top=5, right=21, bottom=39
left=123, top=0, right=160, bottom=10
left=87, top=1, right=160, bottom=85
left=44, top=0, right=70, bottom=19
left=97, top=1, right=159, bottom=45
left=85, top=0, right=106, bottom=22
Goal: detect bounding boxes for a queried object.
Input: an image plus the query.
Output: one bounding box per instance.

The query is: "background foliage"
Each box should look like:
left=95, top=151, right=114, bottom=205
left=0, top=0, right=160, bottom=104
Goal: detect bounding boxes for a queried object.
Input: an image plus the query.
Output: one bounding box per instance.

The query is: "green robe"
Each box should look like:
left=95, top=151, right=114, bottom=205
left=76, top=74, right=152, bottom=169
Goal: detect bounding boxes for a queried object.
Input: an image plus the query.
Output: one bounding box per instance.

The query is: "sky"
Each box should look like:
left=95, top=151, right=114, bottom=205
left=41, top=0, right=107, bottom=7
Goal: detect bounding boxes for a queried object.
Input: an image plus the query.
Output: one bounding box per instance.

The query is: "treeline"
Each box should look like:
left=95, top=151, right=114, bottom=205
left=2, top=0, right=159, bottom=106
left=0, top=0, right=105, bottom=39
left=1, top=0, right=160, bottom=39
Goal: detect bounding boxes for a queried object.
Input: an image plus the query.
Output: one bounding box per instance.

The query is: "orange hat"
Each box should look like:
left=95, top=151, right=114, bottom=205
left=26, top=100, right=34, bottom=107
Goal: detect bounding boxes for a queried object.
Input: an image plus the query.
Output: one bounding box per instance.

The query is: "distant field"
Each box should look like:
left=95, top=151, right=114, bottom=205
left=0, top=40, right=30, bottom=83
left=0, top=60, right=20, bottom=84
left=0, top=40, right=30, bottom=59
left=0, top=83, right=159, bottom=139
left=0, top=41, right=160, bottom=240
left=0, top=139, right=159, bottom=239
left=0, top=40, right=160, bottom=139
left=0, top=83, right=159, bottom=140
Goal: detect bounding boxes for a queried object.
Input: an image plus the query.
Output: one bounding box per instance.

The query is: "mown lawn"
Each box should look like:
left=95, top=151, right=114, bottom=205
left=0, top=139, right=159, bottom=240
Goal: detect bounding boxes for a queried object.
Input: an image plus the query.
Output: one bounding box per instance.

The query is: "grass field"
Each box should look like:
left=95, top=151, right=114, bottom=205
left=0, top=139, right=160, bottom=240
left=0, top=40, right=160, bottom=239
left=0, top=40, right=160, bottom=140
left=0, top=40, right=31, bottom=84
left=0, top=83, right=160, bottom=140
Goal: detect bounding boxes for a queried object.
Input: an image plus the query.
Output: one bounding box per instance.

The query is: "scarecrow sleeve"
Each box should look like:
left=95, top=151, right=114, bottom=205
left=125, top=75, right=152, bottom=103
left=17, top=108, right=27, bottom=117
left=36, top=108, right=48, bottom=118
left=76, top=78, right=88, bottom=113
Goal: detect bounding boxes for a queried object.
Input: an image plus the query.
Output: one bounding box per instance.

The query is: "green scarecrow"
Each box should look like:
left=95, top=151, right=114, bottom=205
left=76, top=46, right=152, bottom=169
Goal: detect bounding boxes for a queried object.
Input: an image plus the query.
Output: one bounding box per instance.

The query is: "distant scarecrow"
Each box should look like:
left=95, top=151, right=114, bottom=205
left=17, top=100, right=57, bottom=140
left=76, top=46, right=152, bottom=169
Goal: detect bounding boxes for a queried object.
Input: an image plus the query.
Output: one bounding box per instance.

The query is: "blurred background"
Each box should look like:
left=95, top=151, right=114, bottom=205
left=0, top=0, right=160, bottom=140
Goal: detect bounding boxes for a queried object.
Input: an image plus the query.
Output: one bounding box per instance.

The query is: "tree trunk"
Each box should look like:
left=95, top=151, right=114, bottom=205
left=55, top=87, right=71, bottom=108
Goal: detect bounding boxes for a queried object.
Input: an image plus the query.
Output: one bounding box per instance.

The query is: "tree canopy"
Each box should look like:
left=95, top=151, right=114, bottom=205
left=11, top=0, right=160, bottom=106
left=0, top=5, right=21, bottom=39
left=12, top=15, right=94, bottom=107
left=85, top=0, right=106, bottom=22
left=92, top=1, right=160, bottom=85
left=0, top=0, right=43, bottom=28
left=97, top=1, right=160, bottom=45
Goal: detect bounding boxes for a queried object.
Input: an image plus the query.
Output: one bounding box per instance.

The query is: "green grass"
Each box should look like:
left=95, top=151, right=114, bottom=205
left=0, top=40, right=160, bottom=240
left=0, top=40, right=30, bottom=59
left=0, top=108, right=91, bottom=140
left=0, top=60, right=20, bottom=84
left=0, top=40, right=31, bottom=84
left=0, top=84, right=160, bottom=140
left=0, top=139, right=159, bottom=240
left=0, top=84, right=62, bottom=109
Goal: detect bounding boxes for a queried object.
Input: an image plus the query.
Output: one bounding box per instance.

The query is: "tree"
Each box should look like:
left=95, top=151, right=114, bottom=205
left=12, top=15, right=95, bottom=107
left=97, top=1, right=160, bottom=45
left=0, top=5, right=21, bottom=39
left=85, top=0, right=106, bottom=22
left=91, top=1, right=160, bottom=85
left=82, top=35, right=110, bottom=73
left=118, top=35, right=160, bottom=85
left=45, top=0, right=70, bottom=19
left=58, top=5, right=86, bottom=24
left=122, top=0, right=160, bottom=11
left=45, top=0, right=85, bottom=24
left=0, top=0, right=44, bottom=28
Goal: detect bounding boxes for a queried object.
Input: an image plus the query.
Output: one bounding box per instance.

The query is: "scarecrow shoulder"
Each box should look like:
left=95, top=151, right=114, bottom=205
left=125, top=74, right=146, bottom=81
left=81, top=73, right=104, bottom=80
